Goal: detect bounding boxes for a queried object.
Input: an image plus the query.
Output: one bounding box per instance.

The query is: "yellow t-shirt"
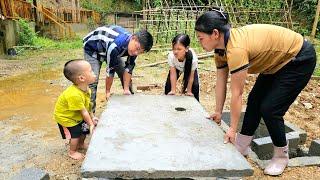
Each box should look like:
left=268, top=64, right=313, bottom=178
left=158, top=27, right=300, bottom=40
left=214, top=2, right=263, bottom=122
left=215, top=24, right=304, bottom=74
left=54, top=85, right=91, bottom=127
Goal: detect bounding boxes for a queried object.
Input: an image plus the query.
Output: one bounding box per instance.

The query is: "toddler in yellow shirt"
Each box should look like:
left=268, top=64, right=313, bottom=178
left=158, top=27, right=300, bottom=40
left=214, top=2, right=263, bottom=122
left=54, top=59, right=98, bottom=160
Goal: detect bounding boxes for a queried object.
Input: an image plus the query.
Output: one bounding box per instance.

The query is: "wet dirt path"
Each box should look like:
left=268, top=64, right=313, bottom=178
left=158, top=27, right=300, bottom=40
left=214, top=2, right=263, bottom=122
left=0, top=69, right=61, bottom=131
left=0, top=67, right=82, bottom=178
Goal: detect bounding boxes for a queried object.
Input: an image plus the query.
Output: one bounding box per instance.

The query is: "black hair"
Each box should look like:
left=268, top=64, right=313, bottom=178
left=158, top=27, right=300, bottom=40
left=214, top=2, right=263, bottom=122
left=134, top=29, right=154, bottom=52
left=195, top=7, right=230, bottom=34
left=172, top=33, right=193, bottom=91
left=63, top=59, right=83, bottom=83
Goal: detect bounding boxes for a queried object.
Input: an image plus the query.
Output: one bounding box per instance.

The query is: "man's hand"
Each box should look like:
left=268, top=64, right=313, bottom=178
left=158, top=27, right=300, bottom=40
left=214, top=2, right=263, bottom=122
left=168, top=91, right=176, bottom=95
left=224, top=128, right=236, bottom=144
left=206, top=112, right=222, bottom=125
left=123, top=89, right=132, bottom=95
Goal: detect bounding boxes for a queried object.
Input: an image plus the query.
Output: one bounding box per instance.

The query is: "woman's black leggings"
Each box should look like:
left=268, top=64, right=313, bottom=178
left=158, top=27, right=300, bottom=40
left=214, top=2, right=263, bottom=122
left=164, top=69, right=200, bottom=101
left=240, top=40, right=316, bottom=147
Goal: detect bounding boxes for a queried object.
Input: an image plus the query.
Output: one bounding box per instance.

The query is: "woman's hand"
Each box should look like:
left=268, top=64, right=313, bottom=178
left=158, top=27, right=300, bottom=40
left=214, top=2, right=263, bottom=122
left=168, top=91, right=176, bottom=95
left=224, top=128, right=236, bottom=144
left=206, top=112, right=222, bottom=125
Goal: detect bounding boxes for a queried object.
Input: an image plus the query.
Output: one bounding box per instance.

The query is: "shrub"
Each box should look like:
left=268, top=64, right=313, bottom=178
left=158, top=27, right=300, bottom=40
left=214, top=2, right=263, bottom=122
left=17, top=19, right=36, bottom=46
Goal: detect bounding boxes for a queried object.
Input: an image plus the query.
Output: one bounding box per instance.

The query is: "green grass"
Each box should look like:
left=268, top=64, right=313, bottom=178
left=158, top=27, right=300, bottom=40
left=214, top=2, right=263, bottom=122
left=14, top=36, right=83, bottom=57
left=41, top=57, right=56, bottom=66
left=312, top=38, right=320, bottom=76
left=314, top=65, right=320, bottom=76
left=33, top=36, right=82, bottom=50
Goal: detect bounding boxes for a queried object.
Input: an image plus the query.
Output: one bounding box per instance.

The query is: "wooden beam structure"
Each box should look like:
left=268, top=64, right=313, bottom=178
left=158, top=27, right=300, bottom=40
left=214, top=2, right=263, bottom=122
left=0, top=0, right=100, bottom=39
left=0, top=0, right=100, bottom=24
left=134, top=0, right=294, bottom=44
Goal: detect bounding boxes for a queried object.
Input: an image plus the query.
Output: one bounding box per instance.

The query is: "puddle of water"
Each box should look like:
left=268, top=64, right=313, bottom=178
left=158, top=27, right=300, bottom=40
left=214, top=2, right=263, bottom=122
left=0, top=68, right=63, bottom=139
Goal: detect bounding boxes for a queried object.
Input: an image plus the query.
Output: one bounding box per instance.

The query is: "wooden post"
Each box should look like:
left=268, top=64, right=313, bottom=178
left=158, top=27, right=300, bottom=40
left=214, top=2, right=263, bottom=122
left=311, top=0, right=320, bottom=39
left=142, top=0, right=146, bottom=20
left=10, top=0, right=15, bottom=17
left=33, top=0, right=38, bottom=21
left=0, top=0, right=7, bottom=17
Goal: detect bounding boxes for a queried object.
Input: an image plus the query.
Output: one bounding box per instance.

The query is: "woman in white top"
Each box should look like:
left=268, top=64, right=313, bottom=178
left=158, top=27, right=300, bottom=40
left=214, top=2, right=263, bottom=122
left=165, top=34, right=200, bottom=101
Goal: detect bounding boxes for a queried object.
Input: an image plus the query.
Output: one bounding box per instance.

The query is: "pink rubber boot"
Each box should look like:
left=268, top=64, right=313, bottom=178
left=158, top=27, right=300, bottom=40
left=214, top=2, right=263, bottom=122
left=234, top=133, right=253, bottom=156
left=264, top=143, right=289, bottom=176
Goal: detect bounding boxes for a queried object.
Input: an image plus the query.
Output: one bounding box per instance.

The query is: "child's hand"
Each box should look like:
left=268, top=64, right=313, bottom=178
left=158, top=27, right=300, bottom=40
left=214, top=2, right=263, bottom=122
left=168, top=91, right=176, bottom=95
left=186, top=92, right=194, bottom=96
left=89, top=124, right=95, bottom=134
left=93, top=117, right=99, bottom=126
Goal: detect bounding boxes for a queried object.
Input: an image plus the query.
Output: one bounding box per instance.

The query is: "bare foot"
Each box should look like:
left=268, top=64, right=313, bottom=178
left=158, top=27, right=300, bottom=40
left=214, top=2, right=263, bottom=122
left=68, top=151, right=84, bottom=160
left=79, top=143, right=89, bottom=150
left=106, top=92, right=111, bottom=100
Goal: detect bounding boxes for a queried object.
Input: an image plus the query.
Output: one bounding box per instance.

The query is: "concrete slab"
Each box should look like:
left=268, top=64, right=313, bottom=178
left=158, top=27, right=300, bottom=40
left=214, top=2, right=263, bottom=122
left=81, top=95, right=253, bottom=179
left=252, top=132, right=300, bottom=160
left=309, top=139, right=320, bottom=156
left=288, top=156, right=320, bottom=167
left=11, top=168, right=49, bottom=180
left=222, top=111, right=306, bottom=160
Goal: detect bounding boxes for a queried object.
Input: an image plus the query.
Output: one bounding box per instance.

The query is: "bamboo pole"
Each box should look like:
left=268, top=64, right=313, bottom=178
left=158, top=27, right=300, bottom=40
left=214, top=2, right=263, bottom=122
left=139, top=52, right=215, bottom=68
left=311, top=0, right=320, bottom=39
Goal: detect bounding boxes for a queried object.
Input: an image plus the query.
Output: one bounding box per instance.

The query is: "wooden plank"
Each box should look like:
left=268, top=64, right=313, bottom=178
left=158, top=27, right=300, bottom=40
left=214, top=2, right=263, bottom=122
left=140, top=52, right=214, bottom=68
left=10, top=0, right=15, bottom=17
left=0, top=0, right=8, bottom=16
left=136, top=84, right=158, bottom=91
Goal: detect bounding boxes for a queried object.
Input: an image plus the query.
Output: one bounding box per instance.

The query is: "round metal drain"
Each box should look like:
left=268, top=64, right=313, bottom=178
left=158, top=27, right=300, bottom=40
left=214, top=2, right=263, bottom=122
left=175, top=107, right=186, bottom=111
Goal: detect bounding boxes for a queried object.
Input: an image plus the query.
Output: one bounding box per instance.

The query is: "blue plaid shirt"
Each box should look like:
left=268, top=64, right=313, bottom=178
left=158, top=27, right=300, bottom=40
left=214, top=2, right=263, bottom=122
left=83, top=25, right=136, bottom=74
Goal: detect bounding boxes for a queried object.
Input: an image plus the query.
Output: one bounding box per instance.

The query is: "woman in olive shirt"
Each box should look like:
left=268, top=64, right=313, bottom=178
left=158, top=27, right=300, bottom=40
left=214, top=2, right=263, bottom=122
left=195, top=8, right=316, bottom=176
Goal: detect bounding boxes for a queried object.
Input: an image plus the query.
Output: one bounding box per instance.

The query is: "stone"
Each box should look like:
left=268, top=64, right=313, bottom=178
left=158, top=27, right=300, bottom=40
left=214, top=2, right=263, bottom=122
left=81, top=95, right=253, bottom=179
left=308, top=139, right=320, bottom=156
left=285, top=121, right=307, bottom=145
left=288, top=156, right=320, bottom=167
left=303, top=102, right=313, bottom=109
left=251, top=132, right=300, bottom=160
left=221, top=111, right=306, bottom=159
left=296, top=145, right=309, bottom=157
left=11, top=168, right=49, bottom=180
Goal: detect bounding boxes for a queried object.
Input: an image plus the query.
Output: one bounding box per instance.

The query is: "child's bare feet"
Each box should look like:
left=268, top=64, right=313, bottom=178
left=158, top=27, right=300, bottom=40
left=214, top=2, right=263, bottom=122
left=79, top=143, right=89, bottom=150
left=68, top=151, right=85, bottom=160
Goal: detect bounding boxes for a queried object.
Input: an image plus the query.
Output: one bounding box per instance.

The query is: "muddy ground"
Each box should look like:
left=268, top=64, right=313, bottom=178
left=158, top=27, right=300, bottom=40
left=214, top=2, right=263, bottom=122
left=0, top=48, right=319, bottom=179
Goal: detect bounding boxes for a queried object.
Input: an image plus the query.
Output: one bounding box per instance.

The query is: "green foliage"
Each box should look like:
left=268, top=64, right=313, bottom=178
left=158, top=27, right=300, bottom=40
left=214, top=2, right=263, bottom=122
left=291, top=0, right=318, bottom=36
left=17, top=19, right=36, bottom=46
left=152, top=0, right=162, bottom=7
left=87, top=17, right=98, bottom=31
left=32, top=36, right=82, bottom=50
left=80, top=0, right=142, bottom=13
left=314, top=66, right=320, bottom=76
